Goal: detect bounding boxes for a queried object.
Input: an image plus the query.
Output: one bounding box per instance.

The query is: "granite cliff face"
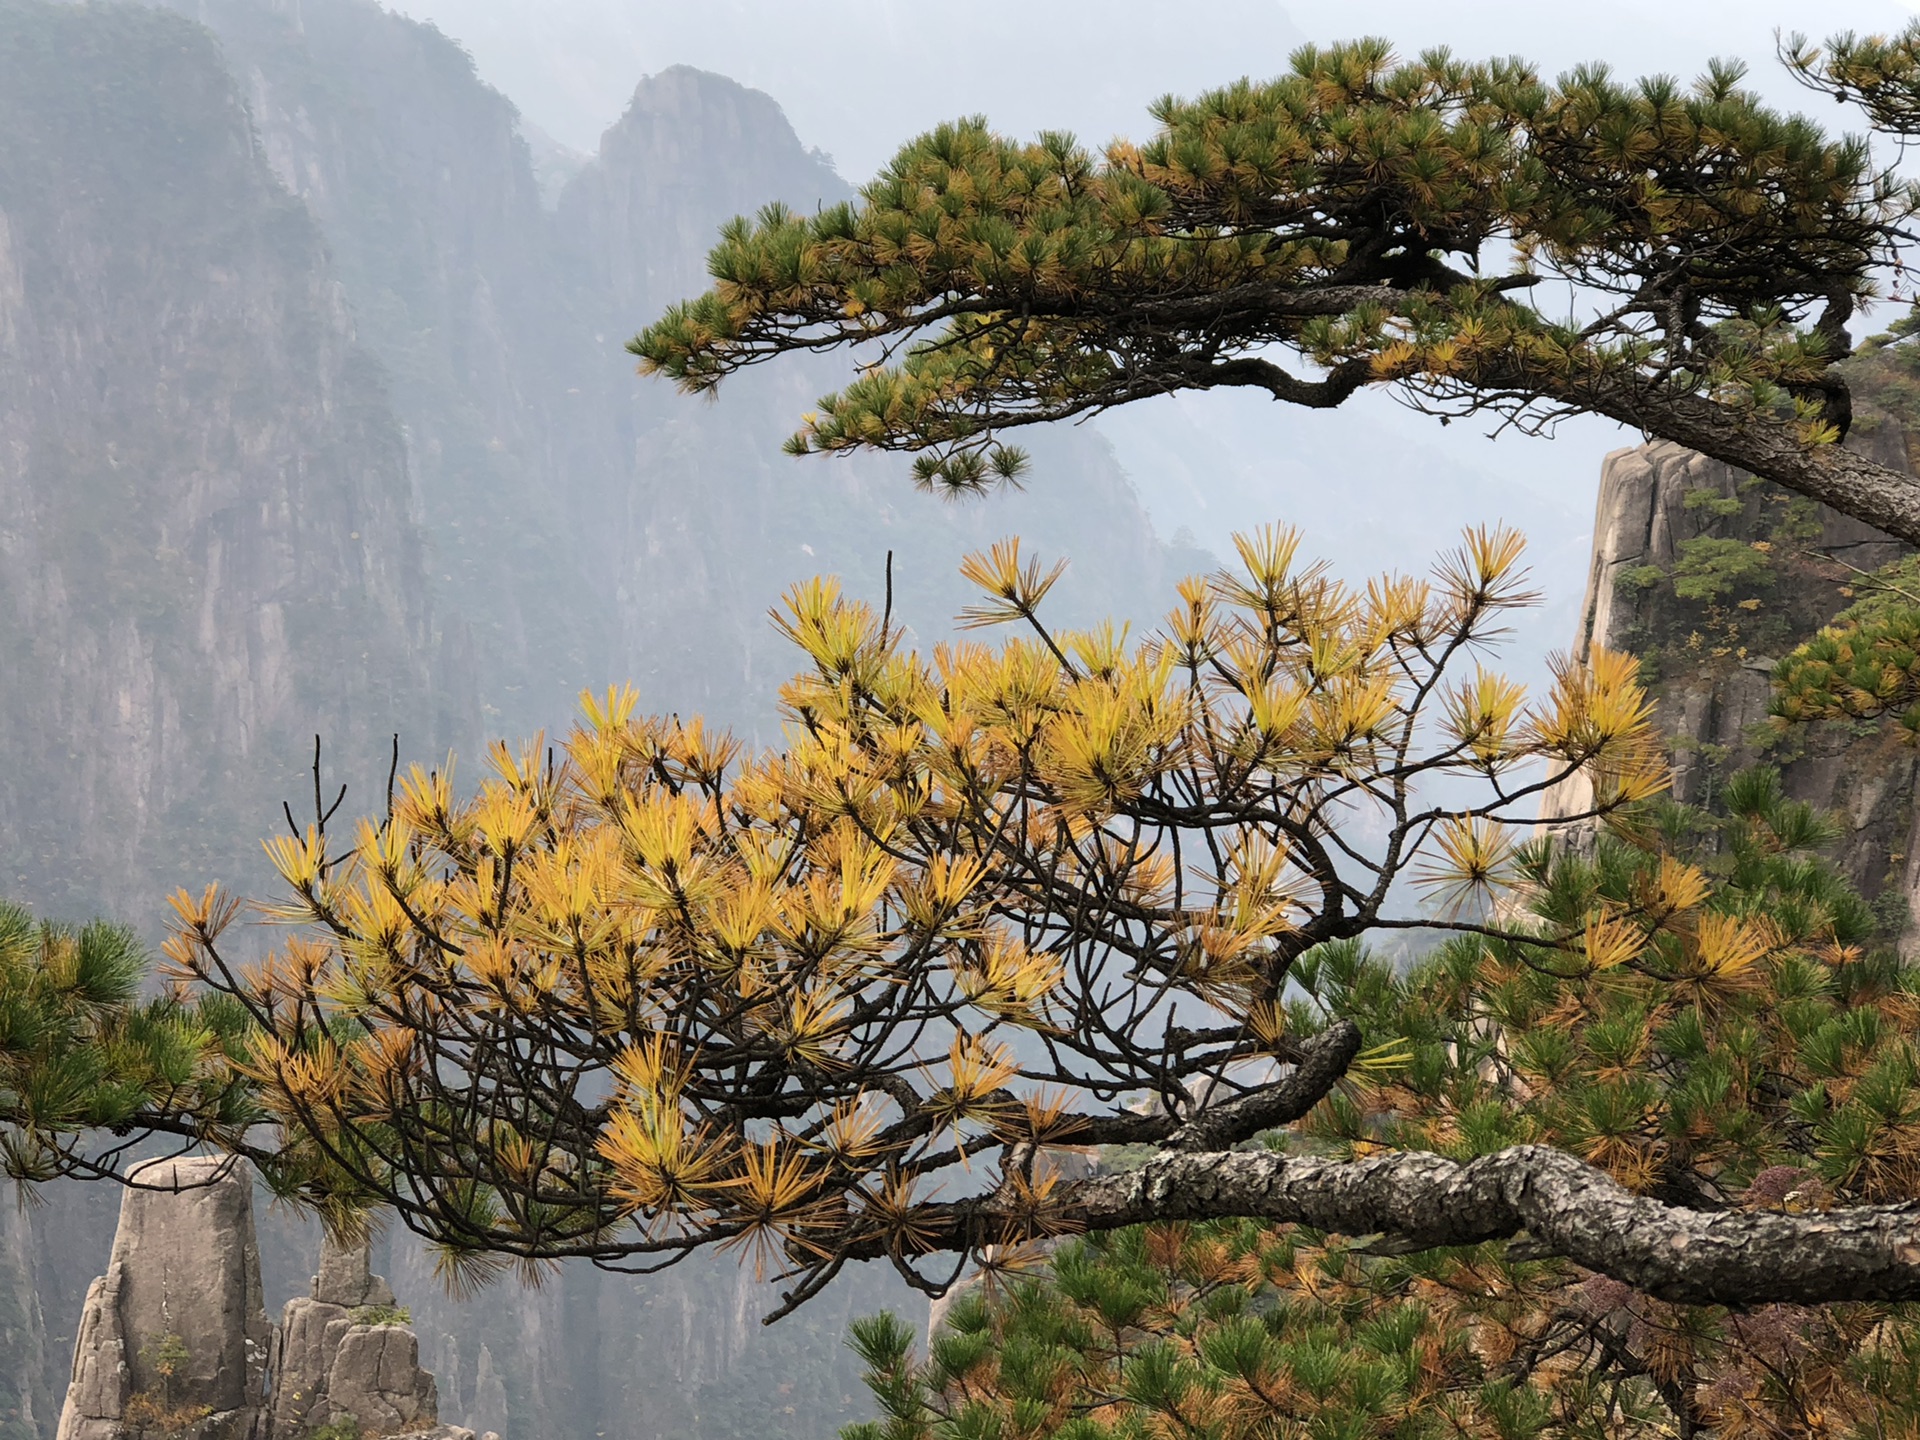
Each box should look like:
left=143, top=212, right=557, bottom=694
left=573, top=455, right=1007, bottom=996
left=1544, top=427, right=1920, bottom=937
left=0, top=0, right=462, bottom=922
left=55, top=1158, right=270, bottom=1440
left=156, top=0, right=605, bottom=735
left=0, top=1199, right=52, bottom=1439
left=149, top=0, right=1197, bottom=745
left=266, top=1234, right=476, bottom=1440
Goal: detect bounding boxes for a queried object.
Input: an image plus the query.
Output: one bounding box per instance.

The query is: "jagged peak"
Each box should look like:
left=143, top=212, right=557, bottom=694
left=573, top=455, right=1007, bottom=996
left=598, top=63, right=839, bottom=183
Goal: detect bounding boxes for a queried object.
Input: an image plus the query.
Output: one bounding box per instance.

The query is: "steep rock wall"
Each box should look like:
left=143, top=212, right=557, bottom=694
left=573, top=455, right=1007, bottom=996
left=0, top=1199, right=51, bottom=1440
left=1546, top=432, right=1918, bottom=934
left=0, top=0, right=465, bottom=922
left=155, top=0, right=1204, bottom=744
left=156, top=0, right=606, bottom=738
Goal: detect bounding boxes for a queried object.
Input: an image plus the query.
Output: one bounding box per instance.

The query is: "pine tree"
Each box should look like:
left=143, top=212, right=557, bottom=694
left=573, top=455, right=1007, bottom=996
left=0, top=898, right=259, bottom=1183
left=166, top=527, right=1920, bottom=1313
left=843, top=774, right=1920, bottom=1439
left=630, top=31, right=1920, bottom=543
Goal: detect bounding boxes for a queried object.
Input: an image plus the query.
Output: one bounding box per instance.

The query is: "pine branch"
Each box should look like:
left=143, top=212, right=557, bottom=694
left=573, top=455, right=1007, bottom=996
left=873, top=1145, right=1920, bottom=1307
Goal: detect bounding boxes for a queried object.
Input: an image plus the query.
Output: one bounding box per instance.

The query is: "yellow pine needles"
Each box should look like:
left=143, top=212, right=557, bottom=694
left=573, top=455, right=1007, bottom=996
left=170, top=525, right=1668, bottom=1288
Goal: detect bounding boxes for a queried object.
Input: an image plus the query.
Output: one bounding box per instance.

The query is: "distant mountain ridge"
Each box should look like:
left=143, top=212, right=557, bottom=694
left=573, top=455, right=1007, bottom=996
left=0, top=1, right=1204, bottom=1435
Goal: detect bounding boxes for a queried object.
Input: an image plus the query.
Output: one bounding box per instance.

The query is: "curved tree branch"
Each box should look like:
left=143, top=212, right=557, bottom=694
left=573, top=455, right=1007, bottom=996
left=871, top=1144, right=1920, bottom=1307
left=1160, top=1020, right=1364, bottom=1153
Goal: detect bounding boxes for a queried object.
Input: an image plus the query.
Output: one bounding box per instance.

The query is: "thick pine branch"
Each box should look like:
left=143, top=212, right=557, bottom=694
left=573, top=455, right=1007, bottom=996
left=878, top=1145, right=1920, bottom=1307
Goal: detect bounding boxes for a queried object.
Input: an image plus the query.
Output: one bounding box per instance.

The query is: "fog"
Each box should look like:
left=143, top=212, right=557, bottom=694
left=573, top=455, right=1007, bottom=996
left=395, top=0, right=1912, bottom=174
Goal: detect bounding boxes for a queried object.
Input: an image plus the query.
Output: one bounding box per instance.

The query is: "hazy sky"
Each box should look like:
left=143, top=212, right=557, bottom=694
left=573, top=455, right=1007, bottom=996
left=379, top=0, right=1920, bottom=660
left=397, top=0, right=1914, bottom=172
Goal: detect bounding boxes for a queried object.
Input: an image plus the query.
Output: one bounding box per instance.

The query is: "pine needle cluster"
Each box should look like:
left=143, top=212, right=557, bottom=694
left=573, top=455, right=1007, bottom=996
left=171, top=527, right=1669, bottom=1302
left=844, top=772, right=1920, bottom=1439
left=631, top=36, right=1914, bottom=521
left=0, top=898, right=257, bottom=1183
left=1770, top=554, right=1920, bottom=740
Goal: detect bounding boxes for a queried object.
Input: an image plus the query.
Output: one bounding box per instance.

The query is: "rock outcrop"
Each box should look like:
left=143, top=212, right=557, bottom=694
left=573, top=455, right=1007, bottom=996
left=268, top=1233, right=450, bottom=1440
left=54, top=1157, right=270, bottom=1440
left=55, top=1166, right=495, bottom=1440
left=1542, top=435, right=1920, bottom=942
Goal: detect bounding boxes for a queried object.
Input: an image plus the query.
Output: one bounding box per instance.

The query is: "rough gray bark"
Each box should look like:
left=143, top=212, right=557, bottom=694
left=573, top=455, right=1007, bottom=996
left=886, top=1145, right=1920, bottom=1307
left=1552, top=368, right=1920, bottom=550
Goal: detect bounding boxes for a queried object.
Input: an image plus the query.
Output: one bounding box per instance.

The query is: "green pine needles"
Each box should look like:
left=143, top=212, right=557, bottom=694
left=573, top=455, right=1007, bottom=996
left=0, top=898, right=258, bottom=1183
left=632, top=32, right=1920, bottom=541
left=843, top=773, right=1920, bottom=1438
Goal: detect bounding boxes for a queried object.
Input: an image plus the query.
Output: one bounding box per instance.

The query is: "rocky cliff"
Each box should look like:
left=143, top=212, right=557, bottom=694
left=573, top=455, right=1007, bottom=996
left=1545, top=423, right=1919, bottom=937
left=55, top=1164, right=489, bottom=1440
left=55, top=1157, right=270, bottom=1440
left=155, top=0, right=606, bottom=737
left=0, top=2, right=1205, bottom=1436
left=0, top=0, right=465, bottom=922
left=148, top=0, right=1201, bottom=743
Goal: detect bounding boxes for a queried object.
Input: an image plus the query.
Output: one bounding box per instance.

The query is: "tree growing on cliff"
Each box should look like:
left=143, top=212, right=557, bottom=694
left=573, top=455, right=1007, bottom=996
left=631, top=31, right=1920, bottom=543
left=169, top=527, right=1920, bottom=1324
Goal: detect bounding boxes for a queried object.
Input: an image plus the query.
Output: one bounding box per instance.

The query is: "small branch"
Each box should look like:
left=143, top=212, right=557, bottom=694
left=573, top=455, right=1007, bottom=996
left=881, top=549, right=895, bottom=649
left=1160, top=1020, right=1361, bottom=1153
left=386, top=733, right=401, bottom=826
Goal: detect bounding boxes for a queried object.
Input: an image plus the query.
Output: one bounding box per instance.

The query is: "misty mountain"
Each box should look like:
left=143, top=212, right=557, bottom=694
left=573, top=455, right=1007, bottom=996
left=0, top=0, right=457, bottom=924
left=0, top=0, right=1652, bottom=1435
left=0, top=0, right=1206, bottom=1435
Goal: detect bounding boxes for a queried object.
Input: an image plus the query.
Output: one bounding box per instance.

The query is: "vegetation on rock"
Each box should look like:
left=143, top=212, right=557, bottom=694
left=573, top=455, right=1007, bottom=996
left=123, top=1332, right=215, bottom=1437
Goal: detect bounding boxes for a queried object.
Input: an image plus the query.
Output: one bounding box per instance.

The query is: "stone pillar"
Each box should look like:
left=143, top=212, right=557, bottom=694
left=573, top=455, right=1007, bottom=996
left=55, top=1156, right=270, bottom=1440
left=269, top=1232, right=494, bottom=1440
left=56, top=1163, right=495, bottom=1440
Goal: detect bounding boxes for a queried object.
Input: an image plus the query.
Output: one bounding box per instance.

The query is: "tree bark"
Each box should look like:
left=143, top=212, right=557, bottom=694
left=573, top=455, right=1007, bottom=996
left=1524, top=366, right=1920, bottom=547
left=886, top=1144, right=1920, bottom=1306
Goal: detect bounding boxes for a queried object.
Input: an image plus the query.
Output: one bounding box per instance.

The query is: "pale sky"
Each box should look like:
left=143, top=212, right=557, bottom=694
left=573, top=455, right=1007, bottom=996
left=396, top=0, right=1913, bottom=172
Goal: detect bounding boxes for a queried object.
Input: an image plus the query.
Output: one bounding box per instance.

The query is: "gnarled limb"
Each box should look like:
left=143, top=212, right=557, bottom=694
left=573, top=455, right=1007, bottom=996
left=880, top=1145, right=1920, bottom=1308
